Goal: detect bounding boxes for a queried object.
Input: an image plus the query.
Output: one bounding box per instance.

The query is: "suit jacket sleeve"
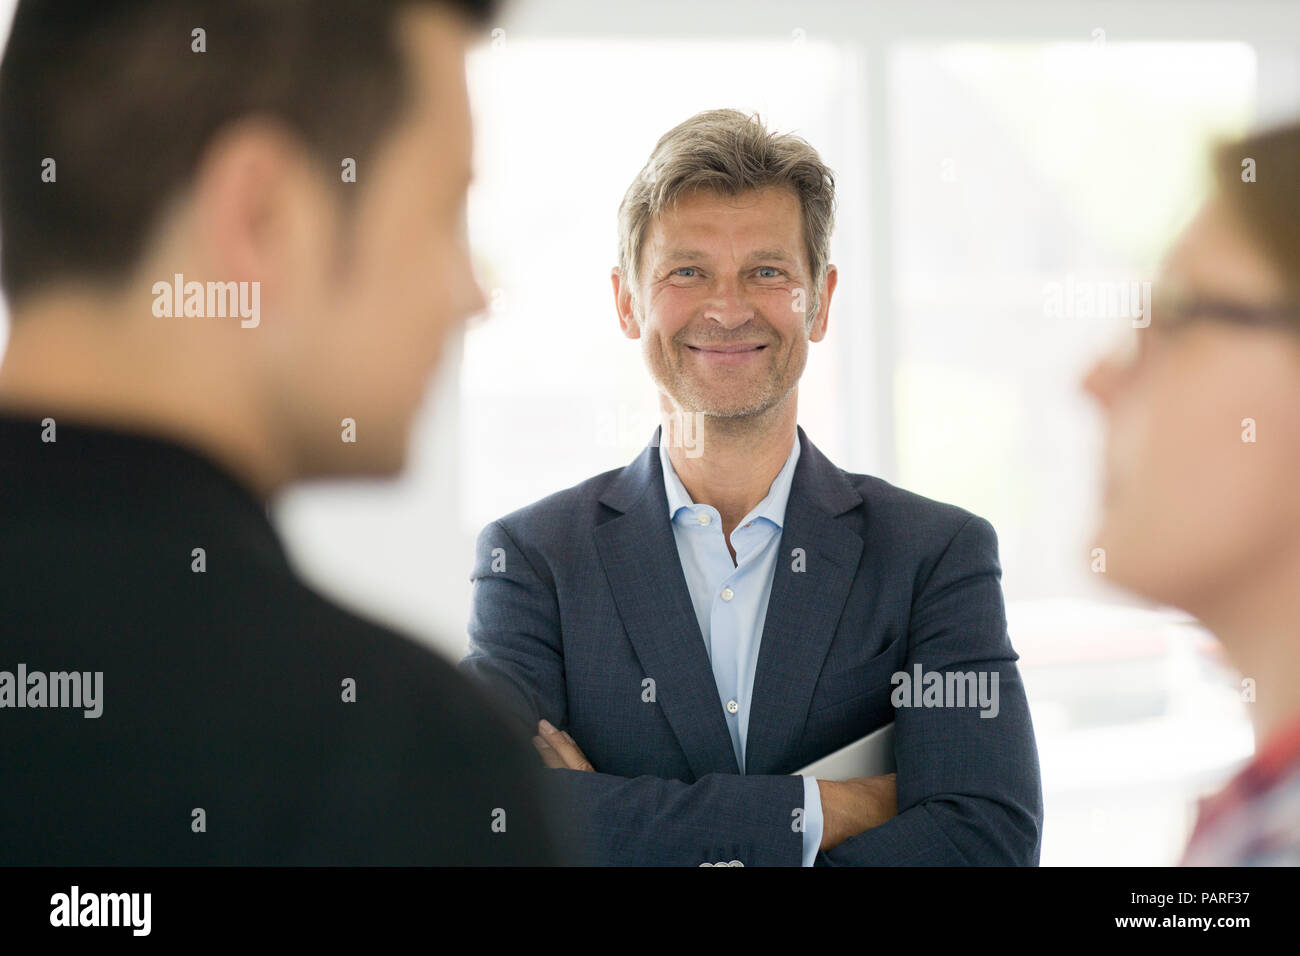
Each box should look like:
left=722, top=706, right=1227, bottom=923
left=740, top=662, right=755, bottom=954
left=460, top=520, right=806, bottom=866
left=816, top=514, right=1044, bottom=865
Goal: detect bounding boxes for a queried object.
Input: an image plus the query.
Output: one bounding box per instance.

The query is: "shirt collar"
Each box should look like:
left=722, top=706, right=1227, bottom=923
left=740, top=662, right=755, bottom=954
left=658, top=427, right=801, bottom=529
left=0, top=411, right=290, bottom=572
left=1185, top=711, right=1300, bottom=850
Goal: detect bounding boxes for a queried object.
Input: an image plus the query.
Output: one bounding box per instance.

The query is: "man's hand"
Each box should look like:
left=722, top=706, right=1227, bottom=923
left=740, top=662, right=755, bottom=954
left=532, top=718, right=594, bottom=771
left=818, top=773, right=898, bottom=852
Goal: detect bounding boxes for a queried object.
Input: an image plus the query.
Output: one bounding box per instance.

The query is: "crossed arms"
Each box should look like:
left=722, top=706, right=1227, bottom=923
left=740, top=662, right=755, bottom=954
left=459, top=514, right=1044, bottom=866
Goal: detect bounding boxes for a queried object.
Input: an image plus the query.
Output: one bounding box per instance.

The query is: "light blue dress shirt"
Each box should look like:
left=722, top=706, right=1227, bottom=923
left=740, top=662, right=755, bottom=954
left=658, top=433, right=825, bottom=866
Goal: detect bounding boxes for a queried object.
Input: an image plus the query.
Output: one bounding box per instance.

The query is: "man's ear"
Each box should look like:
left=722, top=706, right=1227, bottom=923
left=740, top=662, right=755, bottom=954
left=192, top=115, right=337, bottom=317
left=808, top=264, right=837, bottom=343
left=612, top=266, right=641, bottom=339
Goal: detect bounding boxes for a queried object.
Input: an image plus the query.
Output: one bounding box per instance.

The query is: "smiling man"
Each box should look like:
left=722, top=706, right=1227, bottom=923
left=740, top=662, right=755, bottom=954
left=461, top=109, right=1043, bottom=866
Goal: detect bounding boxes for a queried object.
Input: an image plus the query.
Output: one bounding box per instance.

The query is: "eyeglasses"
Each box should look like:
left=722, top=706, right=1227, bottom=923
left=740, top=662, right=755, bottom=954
left=1113, top=296, right=1300, bottom=370
left=1155, top=297, right=1300, bottom=332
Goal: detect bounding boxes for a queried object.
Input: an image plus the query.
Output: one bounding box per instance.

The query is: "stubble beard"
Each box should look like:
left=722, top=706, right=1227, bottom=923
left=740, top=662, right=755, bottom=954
left=647, top=334, right=806, bottom=431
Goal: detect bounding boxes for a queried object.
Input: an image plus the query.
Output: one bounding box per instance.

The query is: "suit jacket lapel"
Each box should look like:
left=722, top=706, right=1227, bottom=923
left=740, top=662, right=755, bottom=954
left=744, top=427, right=865, bottom=775
left=594, top=427, right=741, bottom=779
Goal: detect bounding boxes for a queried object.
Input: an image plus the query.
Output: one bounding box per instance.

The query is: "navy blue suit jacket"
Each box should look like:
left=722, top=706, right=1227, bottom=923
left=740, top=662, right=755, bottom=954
left=460, top=426, right=1043, bottom=865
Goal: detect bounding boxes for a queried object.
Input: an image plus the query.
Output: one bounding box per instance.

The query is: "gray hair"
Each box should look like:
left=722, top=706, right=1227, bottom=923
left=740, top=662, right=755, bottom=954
left=616, top=108, right=836, bottom=321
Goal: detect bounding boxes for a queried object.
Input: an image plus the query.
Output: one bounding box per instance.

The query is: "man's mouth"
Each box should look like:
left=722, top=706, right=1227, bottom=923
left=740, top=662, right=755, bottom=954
left=684, top=343, right=768, bottom=365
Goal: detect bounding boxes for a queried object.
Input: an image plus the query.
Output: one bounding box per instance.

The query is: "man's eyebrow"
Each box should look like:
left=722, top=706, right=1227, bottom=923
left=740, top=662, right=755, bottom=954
left=659, top=248, right=710, bottom=263
left=747, top=248, right=796, bottom=264
left=657, top=248, right=798, bottom=264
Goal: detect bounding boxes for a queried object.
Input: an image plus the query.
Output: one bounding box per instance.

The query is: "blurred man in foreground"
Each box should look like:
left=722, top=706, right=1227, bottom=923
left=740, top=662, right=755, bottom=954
left=0, top=0, right=556, bottom=864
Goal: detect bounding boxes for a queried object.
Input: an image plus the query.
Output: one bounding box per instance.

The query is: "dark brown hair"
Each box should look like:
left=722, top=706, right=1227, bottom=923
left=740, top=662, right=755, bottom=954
left=0, top=0, right=499, bottom=307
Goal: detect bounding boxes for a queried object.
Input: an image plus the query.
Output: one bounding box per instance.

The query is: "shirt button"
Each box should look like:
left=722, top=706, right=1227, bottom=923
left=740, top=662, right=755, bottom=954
left=697, top=513, right=711, bottom=526
left=726, top=699, right=739, bottom=714
left=721, top=587, right=734, bottom=601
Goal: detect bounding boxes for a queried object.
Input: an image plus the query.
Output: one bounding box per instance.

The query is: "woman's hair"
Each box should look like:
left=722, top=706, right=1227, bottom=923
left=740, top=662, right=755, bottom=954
left=1213, top=123, right=1300, bottom=312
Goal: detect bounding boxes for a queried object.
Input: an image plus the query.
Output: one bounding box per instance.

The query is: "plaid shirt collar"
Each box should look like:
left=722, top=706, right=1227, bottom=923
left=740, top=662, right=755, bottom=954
left=1182, top=712, right=1300, bottom=860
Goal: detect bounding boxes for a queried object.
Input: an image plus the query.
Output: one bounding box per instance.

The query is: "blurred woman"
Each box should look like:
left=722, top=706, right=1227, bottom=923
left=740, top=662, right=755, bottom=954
left=1084, top=123, right=1300, bottom=865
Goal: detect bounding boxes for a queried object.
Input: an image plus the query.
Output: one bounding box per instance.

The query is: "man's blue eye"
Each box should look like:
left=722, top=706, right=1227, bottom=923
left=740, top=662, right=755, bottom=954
left=674, top=267, right=698, bottom=277
left=758, top=267, right=780, bottom=278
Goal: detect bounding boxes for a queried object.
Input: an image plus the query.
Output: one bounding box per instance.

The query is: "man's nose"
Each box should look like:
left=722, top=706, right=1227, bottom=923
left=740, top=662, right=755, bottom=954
left=702, top=278, right=756, bottom=329
left=457, top=259, right=490, bottom=327
left=466, top=277, right=489, bottom=321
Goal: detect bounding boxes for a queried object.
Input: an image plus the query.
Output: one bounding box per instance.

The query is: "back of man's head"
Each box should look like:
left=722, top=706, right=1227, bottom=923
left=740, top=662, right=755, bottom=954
left=0, top=0, right=498, bottom=487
